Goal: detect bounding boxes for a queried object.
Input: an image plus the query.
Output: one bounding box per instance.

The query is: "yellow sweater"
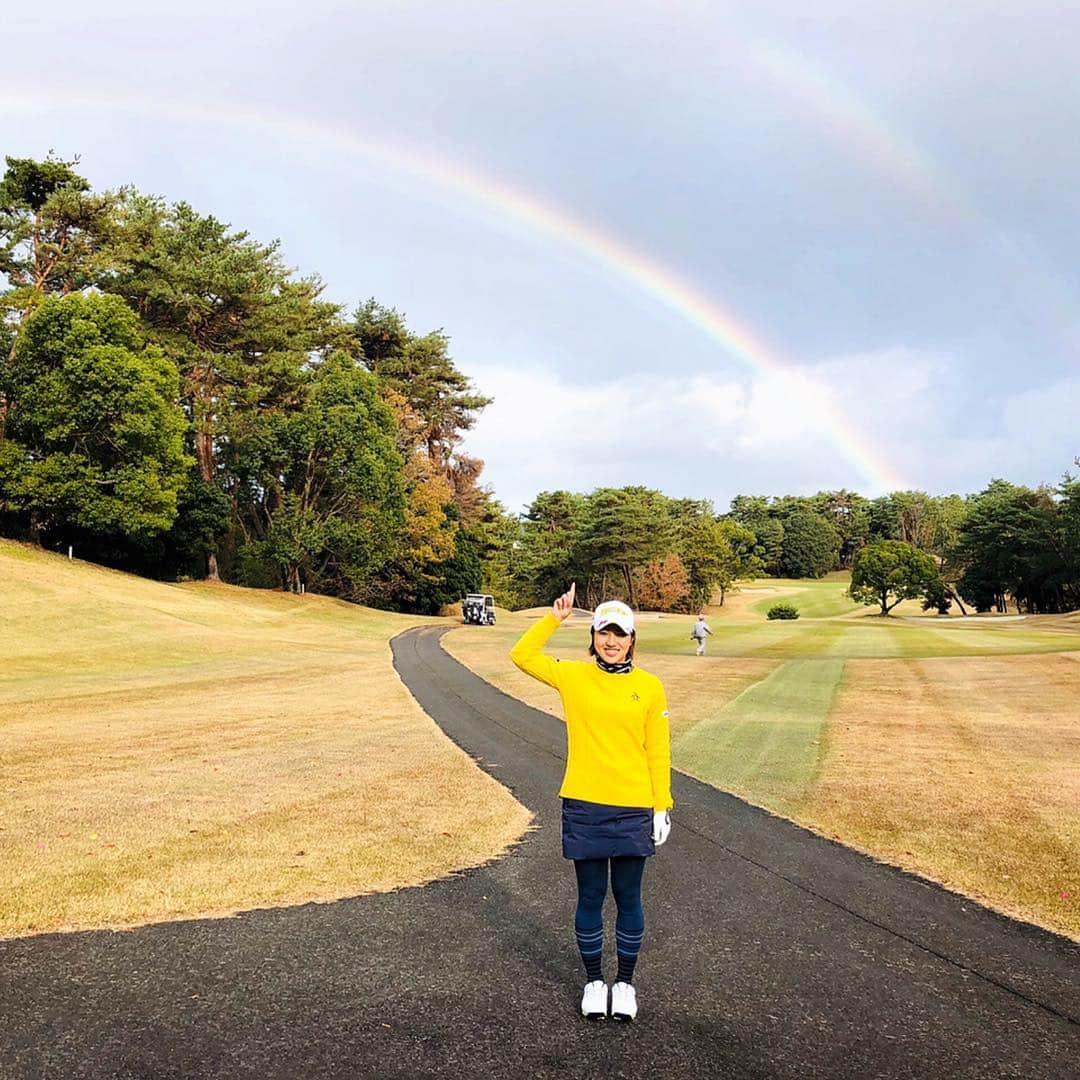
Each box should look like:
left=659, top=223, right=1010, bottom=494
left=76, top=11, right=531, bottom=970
left=510, top=614, right=673, bottom=811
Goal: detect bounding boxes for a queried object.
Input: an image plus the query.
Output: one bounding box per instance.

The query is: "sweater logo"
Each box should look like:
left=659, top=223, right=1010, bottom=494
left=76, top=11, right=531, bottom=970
left=630, top=692, right=640, bottom=702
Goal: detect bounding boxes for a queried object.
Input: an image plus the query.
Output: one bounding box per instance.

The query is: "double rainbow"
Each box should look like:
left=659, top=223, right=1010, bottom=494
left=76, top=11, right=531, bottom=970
left=751, top=41, right=1080, bottom=352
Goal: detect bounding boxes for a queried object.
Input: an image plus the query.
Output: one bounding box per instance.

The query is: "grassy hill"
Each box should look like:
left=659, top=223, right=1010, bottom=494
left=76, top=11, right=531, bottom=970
left=1, top=539, right=530, bottom=940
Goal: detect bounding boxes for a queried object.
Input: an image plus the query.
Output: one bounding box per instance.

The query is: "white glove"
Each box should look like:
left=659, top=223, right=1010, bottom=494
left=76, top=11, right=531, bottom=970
left=652, top=810, right=671, bottom=846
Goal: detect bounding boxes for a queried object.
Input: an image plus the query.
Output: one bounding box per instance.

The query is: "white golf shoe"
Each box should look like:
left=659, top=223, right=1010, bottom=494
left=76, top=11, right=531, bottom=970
left=610, top=981, right=637, bottom=1021
left=580, top=980, right=608, bottom=1020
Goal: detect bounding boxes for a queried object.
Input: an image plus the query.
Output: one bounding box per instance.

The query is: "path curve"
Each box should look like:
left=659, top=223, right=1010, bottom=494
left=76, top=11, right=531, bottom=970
left=1, top=625, right=1077, bottom=1079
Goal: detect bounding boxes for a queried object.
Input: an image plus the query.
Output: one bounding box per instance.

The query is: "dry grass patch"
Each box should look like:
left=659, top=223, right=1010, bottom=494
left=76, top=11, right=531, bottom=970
left=808, top=654, right=1080, bottom=940
left=646, top=654, right=779, bottom=742
left=1, top=541, right=531, bottom=939
left=442, top=621, right=566, bottom=719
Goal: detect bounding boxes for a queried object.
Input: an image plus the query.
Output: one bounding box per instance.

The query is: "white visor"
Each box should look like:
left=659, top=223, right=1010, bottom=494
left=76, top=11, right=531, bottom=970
left=591, top=600, right=635, bottom=634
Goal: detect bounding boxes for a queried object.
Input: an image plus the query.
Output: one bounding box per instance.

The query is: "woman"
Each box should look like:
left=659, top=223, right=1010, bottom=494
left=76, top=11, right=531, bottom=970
left=510, top=582, right=672, bottom=1022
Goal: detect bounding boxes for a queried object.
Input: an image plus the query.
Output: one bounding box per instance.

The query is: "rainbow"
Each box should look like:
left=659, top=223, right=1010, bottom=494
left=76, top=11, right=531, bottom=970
left=749, top=42, right=1080, bottom=350
left=749, top=42, right=959, bottom=219
left=2, top=85, right=908, bottom=492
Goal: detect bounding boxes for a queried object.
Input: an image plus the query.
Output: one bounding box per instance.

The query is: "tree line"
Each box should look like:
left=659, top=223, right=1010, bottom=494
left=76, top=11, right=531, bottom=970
left=503, top=475, right=1080, bottom=616
left=0, top=153, right=502, bottom=612
left=496, top=487, right=758, bottom=613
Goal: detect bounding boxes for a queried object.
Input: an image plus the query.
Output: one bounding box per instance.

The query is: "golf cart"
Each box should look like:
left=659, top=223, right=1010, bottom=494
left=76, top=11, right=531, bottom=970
left=462, top=593, right=497, bottom=625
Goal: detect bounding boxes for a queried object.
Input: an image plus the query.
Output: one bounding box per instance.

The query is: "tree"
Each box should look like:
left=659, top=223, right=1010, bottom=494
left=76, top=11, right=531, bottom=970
left=0, top=155, right=117, bottom=325
left=1060, top=465, right=1080, bottom=602
left=230, top=352, right=405, bottom=595
left=131, top=469, right=232, bottom=580
left=513, top=488, right=765, bottom=611
left=105, top=195, right=343, bottom=578
left=478, top=503, right=528, bottom=610
left=715, top=519, right=760, bottom=602
left=353, top=299, right=495, bottom=609
left=729, top=494, right=772, bottom=524
left=632, top=552, right=691, bottom=612
left=930, top=494, right=968, bottom=556
left=517, top=489, right=587, bottom=605
left=892, top=491, right=937, bottom=550
left=869, top=490, right=960, bottom=554
left=752, top=517, right=784, bottom=575
left=355, top=299, right=491, bottom=470
left=673, top=499, right=758, bottom=607
left=849, top=540, right=944, bottom=615
left=0, top=155, right=119, bottom=439
left=729, top=494, right=783, bottom=574
left=407, top=523, right=484, bottom=614
left=0, top=293, right=189, bottom=544
left=868, top=494, right=900, bottom=541
left=445, top=451, right=490, bottom=527
left=779, top=510, right=840, bottom=578
left=812, top=489, right=870, bottom=567
left=363, top=456, right=462, bottom=612
left=44, top=466, right=233, bottom=582
left=952, top=479, right=1076, bottom=614
left=578, top=486, right=673, bottom=607
left=920, top=577, right=953, bottom=615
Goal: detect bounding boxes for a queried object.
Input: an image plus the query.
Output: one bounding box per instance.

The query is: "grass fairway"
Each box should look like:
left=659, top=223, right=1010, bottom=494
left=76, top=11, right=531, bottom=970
left=673, top=659, right=843, bottom=816
left=637, top=609, right=1080, bottom=659
left=445, top=581, right=1080, bottom=940
left=1, top=539, right=530, bottom=940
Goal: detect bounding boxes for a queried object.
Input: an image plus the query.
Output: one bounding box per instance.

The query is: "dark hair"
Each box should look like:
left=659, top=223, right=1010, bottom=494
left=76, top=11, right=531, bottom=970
left=589, top=627, right=636, bottom=660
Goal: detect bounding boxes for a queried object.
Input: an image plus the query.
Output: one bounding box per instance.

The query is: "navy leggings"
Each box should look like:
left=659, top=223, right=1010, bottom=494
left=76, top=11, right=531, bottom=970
left=573, top=856, right=646, bottom=983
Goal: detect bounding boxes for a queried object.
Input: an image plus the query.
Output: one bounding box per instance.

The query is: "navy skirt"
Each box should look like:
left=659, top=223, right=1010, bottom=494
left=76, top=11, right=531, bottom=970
left=561, top=797, right=655, bottom=860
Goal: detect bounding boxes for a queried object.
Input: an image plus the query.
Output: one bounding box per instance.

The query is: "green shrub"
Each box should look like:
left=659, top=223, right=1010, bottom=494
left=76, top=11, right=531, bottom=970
left=766, top=602, right=800, bottom=620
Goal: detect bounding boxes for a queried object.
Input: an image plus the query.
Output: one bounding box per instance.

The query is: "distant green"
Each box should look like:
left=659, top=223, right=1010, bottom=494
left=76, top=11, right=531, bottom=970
left=747, top=577, right=863, bottom=619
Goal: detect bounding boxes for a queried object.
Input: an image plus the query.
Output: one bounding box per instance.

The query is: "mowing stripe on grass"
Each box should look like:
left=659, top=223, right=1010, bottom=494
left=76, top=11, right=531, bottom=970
left=672, top=658, right=845, bottom=817
left=916, top=621, right=1080, bottom=657
left=818, top=619, right=912, bottom=659
left=713, top=620, right=814, bottom=658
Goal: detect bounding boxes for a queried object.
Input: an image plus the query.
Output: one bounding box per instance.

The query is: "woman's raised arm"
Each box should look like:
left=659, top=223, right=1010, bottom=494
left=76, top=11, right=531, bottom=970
left=509, top=582, right=575, bottom=689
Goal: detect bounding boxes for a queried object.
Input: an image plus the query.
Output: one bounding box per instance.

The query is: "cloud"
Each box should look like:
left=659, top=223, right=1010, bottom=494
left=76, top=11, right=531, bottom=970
left=461, top=349, right=945, bottom=509
left=964, top=375, right=1080, bottom=481
left=461, top=350, right=1079, bottom=511
left=459, top=364, right=748, bottom=504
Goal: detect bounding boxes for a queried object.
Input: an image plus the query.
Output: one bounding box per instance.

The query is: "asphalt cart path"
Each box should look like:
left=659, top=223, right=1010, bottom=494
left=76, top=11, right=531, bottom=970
left=1, top=626, right=1077, bottom=1079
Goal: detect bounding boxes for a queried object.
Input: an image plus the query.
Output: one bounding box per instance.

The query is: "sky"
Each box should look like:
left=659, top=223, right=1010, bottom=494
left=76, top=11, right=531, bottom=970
left=3, top=0, right=1079, bottom=514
